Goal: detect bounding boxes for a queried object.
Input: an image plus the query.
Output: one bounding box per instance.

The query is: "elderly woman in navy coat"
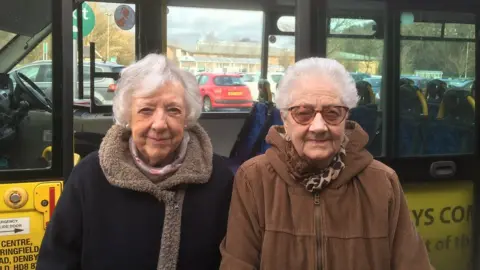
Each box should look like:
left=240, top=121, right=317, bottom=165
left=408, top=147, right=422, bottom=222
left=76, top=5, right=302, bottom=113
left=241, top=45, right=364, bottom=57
left=36, top=54, right=234, bottom=270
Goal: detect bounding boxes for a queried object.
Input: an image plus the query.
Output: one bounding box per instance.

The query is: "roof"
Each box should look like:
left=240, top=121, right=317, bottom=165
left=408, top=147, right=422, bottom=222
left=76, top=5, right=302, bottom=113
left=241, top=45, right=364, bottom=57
left=27, top=59, right=123, bottom=68
left=330, top=51, right=381, bottom=61
left=197, top=72, right=242, bottom=77
left=194, top=41, right=293, bottom=57
left=179, top=55, right=261, bottom=64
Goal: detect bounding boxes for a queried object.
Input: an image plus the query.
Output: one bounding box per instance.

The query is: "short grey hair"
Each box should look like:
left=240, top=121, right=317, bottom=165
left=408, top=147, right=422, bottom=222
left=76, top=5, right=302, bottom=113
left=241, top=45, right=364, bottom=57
left=112, top=53, right=202, bottom=127
left=276, top=57, right=359, bottom=109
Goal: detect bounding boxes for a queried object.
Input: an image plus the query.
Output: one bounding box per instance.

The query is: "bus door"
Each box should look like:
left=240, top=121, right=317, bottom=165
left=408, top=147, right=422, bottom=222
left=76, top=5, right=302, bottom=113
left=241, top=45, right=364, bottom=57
left=384, top=4, right=478, bottom=270
left=292, top=0, right=479, bottom=269
left=0, top=0, right=73, bottom=268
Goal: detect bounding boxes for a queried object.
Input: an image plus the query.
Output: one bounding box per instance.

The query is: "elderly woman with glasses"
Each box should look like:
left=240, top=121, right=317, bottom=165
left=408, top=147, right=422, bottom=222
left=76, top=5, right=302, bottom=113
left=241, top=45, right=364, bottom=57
left=220, top=58, right=433, bottom=270
left=36, top=54, right=233, bottom=270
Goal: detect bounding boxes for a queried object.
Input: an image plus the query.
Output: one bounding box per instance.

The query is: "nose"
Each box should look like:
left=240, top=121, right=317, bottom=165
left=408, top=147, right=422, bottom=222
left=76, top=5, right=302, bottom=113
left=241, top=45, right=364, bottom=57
left=309, top=112, right=328, bottom=132
left=151, top=110, right=168, bottom=131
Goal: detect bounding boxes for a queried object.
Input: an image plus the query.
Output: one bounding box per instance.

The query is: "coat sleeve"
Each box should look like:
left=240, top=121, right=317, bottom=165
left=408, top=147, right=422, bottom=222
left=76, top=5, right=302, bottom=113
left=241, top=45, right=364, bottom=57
left=220, top=167, right=263, bottom=270
left=388, top=171, right=435, bottom=270
left=36, top=166, right=84, bottom=270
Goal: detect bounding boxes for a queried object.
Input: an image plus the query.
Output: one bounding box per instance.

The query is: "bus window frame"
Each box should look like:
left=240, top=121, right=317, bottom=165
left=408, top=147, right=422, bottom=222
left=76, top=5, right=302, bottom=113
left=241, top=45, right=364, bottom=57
left=0, top=0, right=73, bottom=181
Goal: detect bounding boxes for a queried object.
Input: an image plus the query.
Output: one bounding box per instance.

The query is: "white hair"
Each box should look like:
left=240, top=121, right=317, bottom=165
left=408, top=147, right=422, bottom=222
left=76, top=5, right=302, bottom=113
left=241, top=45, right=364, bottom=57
left=112, top=53, right=202, bottom=128
left=276, top=57, right=359, bottom=109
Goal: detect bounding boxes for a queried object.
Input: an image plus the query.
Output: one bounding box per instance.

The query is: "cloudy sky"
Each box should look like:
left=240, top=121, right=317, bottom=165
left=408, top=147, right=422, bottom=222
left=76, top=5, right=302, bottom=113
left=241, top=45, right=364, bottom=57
left=102, top=3, right=294, bottom=51
left=168, top=7, right=295, bottom=50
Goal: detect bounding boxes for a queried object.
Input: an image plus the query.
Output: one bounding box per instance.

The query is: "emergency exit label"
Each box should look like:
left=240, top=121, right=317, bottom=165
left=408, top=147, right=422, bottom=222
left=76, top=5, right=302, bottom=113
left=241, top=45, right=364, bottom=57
left=0, top=218, right=30, bottom=236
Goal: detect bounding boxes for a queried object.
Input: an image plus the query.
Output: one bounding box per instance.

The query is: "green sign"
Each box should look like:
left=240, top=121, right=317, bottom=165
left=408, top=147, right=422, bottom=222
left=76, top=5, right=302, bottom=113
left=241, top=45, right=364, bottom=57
left=73, top=3, right=95, bottom=40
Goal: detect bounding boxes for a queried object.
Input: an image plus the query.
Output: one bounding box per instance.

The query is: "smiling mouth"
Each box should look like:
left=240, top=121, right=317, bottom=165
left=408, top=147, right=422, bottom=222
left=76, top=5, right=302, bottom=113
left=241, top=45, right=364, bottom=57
left=148, top=137, right=170, bottom=142
left=309, top=139, right=329, bottom=143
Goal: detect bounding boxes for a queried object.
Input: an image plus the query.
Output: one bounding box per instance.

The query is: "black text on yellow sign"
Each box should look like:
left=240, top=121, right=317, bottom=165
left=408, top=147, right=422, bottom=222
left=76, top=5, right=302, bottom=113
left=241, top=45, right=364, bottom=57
left=411, top=204, right=471, bottom=253
left=404, top=181, right=473, bottom=270
left=0, top=181, right=63, bottom=270
left=0, top=238, right=40, bottom=270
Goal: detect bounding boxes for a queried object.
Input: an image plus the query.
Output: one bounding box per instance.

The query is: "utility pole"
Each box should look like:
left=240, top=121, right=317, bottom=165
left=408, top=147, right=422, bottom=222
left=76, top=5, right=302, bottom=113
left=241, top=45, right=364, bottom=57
left=105, top=12, right=112, bottom=60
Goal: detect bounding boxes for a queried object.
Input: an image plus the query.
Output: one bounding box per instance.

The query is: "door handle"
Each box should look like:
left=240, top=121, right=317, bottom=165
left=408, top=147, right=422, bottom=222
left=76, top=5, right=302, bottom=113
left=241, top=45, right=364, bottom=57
left=430, top=161, right=456, bottom=178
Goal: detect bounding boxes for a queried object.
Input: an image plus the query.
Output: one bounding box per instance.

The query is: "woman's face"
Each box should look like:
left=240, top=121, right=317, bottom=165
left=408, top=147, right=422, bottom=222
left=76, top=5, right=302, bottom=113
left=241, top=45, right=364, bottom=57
left=283, top=75, right=348, bottom=167
left=130, top=81, right=187, bottom=166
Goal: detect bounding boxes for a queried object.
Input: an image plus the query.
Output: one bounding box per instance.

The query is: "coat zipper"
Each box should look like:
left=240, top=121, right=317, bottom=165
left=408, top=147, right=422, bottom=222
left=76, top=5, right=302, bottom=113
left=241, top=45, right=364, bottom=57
left=314, top=192, right=322, bottom=270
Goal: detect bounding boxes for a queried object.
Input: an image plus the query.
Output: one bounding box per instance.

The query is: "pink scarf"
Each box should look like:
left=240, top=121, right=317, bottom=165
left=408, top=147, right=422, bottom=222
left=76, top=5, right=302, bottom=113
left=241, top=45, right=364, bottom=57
left=129, top=133, right=190, bottom=183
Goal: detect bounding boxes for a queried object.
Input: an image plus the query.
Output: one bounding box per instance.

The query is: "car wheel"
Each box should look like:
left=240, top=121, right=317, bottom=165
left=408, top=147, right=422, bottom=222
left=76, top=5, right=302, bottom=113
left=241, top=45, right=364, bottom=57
left=203, top=97, right=212, bottom=112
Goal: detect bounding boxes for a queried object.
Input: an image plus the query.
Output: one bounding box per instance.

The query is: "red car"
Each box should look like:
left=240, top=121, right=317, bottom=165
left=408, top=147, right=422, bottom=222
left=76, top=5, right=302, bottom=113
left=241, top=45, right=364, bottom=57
left=196, top=73, right=253, bottom=112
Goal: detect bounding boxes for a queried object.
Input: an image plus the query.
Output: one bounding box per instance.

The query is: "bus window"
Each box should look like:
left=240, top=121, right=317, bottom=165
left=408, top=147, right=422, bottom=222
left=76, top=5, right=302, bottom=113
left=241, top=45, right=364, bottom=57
left=76, top=2, right=135, bottom=106
left=327, top=14, right=385, bottom=157
left=166, top=6, right=264, bottom=110
left=1, top=30, right=54, bottom=170
left=399, top=11, right=475, bottom=157
left=267, top=35, right=294, bottom=102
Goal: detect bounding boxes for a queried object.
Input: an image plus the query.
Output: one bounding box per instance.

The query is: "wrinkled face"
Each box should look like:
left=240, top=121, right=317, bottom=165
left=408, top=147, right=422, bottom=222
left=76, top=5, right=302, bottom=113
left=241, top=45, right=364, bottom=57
left=130, top=81, right=187, bottom=166
left=283, top=75, right=347, bottom=167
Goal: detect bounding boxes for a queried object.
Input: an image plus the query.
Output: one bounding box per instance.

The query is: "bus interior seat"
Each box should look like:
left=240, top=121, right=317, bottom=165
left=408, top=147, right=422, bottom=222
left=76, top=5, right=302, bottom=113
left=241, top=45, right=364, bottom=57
left=398, top=84, right=428, bottom=156
left=348, top=80, right=378, bottom=149
left=425, top=79, right=446, bottom=119
left=226, top=80, right=283, bottom=173
left=400, top=77, right=415, bottom=87
left=423, top=89, right=474, bottom=155
left=438, top=89, right=474, bottom=123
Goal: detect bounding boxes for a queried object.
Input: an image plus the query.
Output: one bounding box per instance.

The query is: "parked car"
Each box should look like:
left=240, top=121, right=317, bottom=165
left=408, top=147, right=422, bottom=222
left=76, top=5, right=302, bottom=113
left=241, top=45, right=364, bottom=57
left=9, top=60, right=124, bottom=105
left=242, top=72, right=283, bottom=101
left=448, top=79, right=474, bottom=90
left=350, top=72, right=371, bottom=82
left=196, top=72, right=253, bottom=112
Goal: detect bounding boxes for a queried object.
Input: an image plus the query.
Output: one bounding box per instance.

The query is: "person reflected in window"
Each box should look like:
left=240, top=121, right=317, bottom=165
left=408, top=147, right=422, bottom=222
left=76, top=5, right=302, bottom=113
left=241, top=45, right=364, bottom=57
left=220, top=57, right=433, bottom=270
left=36, top=54, right=233, bottom=270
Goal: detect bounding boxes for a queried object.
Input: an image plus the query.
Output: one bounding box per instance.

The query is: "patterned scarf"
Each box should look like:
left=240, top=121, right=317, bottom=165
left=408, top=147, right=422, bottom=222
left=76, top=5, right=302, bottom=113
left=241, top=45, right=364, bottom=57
left=284, top=136, right=347, bottom=193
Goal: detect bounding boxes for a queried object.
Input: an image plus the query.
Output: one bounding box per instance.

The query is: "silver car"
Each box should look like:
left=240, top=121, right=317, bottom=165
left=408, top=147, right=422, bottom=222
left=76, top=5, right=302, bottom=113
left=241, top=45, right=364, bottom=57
left=9, top=60, right=124, bottom=105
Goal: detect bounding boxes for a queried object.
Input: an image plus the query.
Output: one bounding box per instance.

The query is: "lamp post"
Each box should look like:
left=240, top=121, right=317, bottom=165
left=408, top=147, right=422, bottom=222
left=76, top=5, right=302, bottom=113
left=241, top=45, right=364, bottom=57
left=105, top=12, right=112, bottom=61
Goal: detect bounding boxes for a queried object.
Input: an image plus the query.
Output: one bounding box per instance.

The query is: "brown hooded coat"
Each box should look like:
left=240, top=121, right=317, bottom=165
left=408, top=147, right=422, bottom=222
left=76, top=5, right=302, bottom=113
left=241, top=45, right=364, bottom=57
left=220, top=121, right=433, bottom=270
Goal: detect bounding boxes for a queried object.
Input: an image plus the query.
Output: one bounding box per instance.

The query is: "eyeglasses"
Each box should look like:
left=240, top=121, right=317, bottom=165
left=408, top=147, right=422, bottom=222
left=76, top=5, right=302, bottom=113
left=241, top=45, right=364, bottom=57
left=287, top=105, right=349, bottom=125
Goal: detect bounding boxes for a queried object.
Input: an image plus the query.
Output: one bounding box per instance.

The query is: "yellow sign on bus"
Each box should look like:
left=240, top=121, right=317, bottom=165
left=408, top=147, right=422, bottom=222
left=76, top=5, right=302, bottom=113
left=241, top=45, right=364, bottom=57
left=404, top=180, right=473, bottom=270
left=0, top=181, right=63, bottom=270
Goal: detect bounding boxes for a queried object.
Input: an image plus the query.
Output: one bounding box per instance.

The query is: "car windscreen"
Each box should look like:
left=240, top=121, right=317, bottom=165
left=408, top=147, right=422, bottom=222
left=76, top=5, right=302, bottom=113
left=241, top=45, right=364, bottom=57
left=213, top=76, right=245, bottom=86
